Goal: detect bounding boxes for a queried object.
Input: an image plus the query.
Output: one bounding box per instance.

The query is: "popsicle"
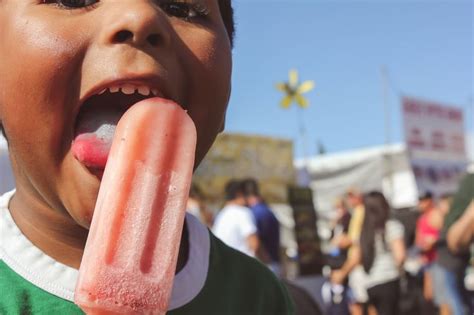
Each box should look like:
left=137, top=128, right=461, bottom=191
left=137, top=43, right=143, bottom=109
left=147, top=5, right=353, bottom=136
left=74, top=98, right=197, bottom=315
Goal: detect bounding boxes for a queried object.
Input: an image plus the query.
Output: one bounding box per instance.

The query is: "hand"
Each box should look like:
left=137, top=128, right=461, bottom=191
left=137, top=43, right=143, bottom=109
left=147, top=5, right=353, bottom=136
left=335, top=234, right=352, bottom=249
left=330, top=234, right=342, bottom=246
left=330, top=269, right=346, bottom=285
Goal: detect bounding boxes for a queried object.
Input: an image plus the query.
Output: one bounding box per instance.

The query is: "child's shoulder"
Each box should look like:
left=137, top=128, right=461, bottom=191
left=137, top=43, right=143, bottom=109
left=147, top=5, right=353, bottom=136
left=0, top=192, right=293, bottom=315
left=0, top=191, right=83, bottom=314
left=208, top=231, right=274, bottom=275
left=169, top=232, right=294, bottom=315
left=0, top=260, right=82, bottom=314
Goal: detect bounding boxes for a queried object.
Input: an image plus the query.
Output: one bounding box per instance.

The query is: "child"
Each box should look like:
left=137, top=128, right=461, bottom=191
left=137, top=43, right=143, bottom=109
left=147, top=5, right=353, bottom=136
left=0, top=0, right=294, bottom=314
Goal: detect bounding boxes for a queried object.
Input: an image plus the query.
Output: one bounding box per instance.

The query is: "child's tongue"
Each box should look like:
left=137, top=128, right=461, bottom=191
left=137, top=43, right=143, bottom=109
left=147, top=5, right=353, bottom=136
left=72, top=106, right=124, bottom=170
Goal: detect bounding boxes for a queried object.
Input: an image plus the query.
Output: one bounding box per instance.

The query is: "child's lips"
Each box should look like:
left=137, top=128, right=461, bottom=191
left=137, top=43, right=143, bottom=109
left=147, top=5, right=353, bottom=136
left=72, top=81, right=163, bottom=175
left=72, top=77, right=181, bottom=179
left=79, top=76, right=167, bottom=108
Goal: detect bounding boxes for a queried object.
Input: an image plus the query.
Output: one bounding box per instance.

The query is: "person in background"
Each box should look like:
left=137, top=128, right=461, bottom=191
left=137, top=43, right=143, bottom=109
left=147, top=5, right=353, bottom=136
left=213, top=179, right=260, bottom=257
left=431, top=194, right=458, bottom=315
left=332, top=188, right=368, bottom=315
left=448, top=200, right=474, bottom=252
left=331, top=191, right=406, bottom=315
left=415, top=191, right=443, bottom=303
left=446, top=173, right=474, bottom=254
left=241, top=178, right=281, bottom=274
left=331, top=198, right=352, bottom=240
left=328, top=198, right=352, bottom=269
left=186, top=182, right=214, bottom=227
left=443, top=173, right=474, bottom=315
left=344, top=188, right=368, bottom=315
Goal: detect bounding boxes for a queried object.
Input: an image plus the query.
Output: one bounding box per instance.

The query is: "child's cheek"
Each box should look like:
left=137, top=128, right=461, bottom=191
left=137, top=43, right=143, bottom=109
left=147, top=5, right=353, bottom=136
left=11, top=13, right=86, bottom=68
left=177, top=30, right=232, bottom=166
left=0, top=15, right=87, bottom=153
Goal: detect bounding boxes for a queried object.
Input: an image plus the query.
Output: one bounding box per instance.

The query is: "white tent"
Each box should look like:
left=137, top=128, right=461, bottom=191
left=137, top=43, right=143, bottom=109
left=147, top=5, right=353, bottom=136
left=0, top=136, right=14, bottom=194
left=294, top=143, right=419, bottom=216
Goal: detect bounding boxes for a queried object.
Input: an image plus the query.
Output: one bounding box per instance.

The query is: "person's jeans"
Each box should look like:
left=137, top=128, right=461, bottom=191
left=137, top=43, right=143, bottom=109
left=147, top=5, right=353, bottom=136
left=444, top=268, right=467, bottom=315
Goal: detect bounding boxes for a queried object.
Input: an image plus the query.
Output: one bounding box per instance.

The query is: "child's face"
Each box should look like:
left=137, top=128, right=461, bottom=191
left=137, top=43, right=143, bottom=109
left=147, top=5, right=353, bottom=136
left=0, top=0, right=232, bottom=228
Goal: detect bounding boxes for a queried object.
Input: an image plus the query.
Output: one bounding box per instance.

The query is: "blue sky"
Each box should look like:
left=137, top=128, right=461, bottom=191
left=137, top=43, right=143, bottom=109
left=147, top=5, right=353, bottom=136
left=224, top=0, right=473, bottom=158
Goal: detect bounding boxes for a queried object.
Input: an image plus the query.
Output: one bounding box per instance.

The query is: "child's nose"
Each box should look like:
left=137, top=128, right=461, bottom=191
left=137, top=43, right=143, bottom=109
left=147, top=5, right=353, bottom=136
left=100, top=1, right=171, bottom=48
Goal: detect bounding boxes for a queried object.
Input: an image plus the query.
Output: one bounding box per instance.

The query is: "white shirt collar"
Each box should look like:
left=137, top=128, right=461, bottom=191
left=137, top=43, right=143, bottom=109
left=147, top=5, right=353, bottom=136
left=0, top=190, right=209, bottom=310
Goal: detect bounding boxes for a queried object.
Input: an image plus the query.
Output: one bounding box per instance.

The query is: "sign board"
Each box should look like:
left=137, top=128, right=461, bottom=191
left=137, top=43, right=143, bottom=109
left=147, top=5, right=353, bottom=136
left=287, top=186, right=323, bottom=275
left=402, top=97, right=467, bottom=196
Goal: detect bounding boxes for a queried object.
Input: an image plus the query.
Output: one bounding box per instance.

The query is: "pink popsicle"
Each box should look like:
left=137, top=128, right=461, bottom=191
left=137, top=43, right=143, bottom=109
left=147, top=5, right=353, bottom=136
left=75, top=98, right=196, bottom=314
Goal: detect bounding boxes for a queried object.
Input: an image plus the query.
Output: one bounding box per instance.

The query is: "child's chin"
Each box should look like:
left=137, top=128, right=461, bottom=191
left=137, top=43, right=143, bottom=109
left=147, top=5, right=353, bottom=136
left=64, top=176, right=101, bottom=229
left=77, top=203, right=97, bottom=230
left=69, top=210, right=94, bottom=230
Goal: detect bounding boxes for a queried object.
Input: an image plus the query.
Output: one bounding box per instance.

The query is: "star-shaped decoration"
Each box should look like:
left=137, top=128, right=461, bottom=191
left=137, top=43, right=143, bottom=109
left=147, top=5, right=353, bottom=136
left=276, top=69, right=315, bottom=109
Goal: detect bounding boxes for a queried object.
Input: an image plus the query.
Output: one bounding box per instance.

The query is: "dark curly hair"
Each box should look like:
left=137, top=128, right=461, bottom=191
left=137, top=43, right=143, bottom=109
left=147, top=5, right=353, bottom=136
left=219, top=0, right=235, bottom=47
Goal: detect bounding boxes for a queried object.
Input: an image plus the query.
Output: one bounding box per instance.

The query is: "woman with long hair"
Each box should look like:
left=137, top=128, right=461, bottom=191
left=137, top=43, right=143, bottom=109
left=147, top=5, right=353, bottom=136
left=331, top=191, right=406, bottom=315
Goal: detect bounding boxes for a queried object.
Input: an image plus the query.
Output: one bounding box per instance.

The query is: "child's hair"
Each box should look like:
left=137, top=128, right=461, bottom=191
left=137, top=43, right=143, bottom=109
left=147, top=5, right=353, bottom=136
left=219, top=0, right=235, bottom=47
left=0, top=1, right=235, bottom=140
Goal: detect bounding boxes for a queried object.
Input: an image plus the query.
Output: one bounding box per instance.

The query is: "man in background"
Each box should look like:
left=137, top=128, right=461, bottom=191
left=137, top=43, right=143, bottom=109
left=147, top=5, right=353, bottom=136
left=213, top=180, right=260, bottom=258
left=416, top=192, right=442, bottom=304
left=444, top=173, right=474, bottom=315
left=241, top=178, right=281, bottom=274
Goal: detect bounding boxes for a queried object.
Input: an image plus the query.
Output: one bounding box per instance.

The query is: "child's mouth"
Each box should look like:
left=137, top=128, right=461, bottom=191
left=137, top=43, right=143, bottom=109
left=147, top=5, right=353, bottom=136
left=72, top=84, right=161, bottom=177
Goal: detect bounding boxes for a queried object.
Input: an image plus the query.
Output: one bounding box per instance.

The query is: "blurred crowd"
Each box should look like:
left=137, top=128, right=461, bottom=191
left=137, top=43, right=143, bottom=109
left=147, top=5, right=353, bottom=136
left=186, top=178, right=282, bottom=273
left=326, top=176, right=474, bottom=315
left=186, top=173, right=474, bottom=315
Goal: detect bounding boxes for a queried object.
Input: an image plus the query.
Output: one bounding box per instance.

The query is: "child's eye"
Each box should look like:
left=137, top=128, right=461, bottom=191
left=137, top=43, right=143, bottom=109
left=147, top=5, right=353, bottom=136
left=43, top=0, right=98, bottom=9
left=159, top=1, right=209, bottom=21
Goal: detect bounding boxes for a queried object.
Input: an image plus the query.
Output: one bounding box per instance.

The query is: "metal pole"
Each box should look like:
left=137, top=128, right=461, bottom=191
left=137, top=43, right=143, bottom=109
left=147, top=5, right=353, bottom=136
left=298, top=107, right=308, bottom=162
left=381, top=66, right=394, bottom=202
left=468, top=95, right=473, bottom=165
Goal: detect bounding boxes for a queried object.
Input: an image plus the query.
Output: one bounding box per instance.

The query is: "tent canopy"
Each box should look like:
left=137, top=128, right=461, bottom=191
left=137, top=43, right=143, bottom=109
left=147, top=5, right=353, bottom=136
left=295, top=143, right=418, bottom=215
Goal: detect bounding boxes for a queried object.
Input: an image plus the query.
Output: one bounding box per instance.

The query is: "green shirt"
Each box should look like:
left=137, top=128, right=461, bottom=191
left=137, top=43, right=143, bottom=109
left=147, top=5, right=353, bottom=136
left=0, top=233, right=293, bottom=315
left=443, top=173, right=474, bottom=231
